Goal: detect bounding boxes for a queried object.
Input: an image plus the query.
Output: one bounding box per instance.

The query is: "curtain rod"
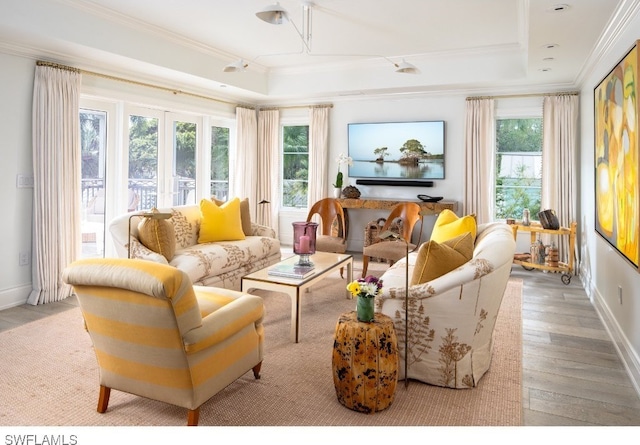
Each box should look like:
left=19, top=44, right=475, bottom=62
left=258, top=103, right=333, bottom=111
left=37, top=60, right=334, bottom=110
left=37, top=60, right=246, bottom=107
left=467, top=91, right=579, bottom=100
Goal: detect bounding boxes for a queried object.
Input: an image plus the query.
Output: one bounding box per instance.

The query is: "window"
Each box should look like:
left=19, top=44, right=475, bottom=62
left=282, top=125, right=309, bottom=208
left=80, top=109, right=107, bottom=258
left=495, top=118, right=542, bottom=220
left=128, top=114, right=159, bottom=210
left=210, top=125, right=230, bottom=200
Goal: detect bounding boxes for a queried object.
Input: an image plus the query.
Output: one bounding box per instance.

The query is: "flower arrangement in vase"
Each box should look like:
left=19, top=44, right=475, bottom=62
left=347, top=275, right=383, bottom=322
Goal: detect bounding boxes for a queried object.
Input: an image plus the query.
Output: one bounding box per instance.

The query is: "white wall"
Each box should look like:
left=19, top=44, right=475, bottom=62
left=0, top=52, right=35, bottom=309
left=579, top=12, right=640, bottom=391
left=279, top=94, right=468, bottom=250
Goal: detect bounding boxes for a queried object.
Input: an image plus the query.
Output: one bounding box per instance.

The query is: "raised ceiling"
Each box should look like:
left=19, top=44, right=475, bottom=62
left=0, top=0, right=631, bottom=104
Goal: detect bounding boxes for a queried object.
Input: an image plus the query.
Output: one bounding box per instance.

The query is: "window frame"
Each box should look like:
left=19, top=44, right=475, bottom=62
left=280, top=120, right=310, bottom=210
left=494, top=98, right=543, bottom=221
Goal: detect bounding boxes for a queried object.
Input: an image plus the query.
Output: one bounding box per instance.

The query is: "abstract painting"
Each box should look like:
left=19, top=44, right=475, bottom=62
left=594, top=40, right=639, bottom=271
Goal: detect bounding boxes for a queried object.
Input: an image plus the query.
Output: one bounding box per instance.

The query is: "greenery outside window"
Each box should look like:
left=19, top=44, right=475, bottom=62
left=495, top=118, right=542, bottom=220
left=282, top=125, right=309, bottom=208
left=211, top=126, right=230, bottom=200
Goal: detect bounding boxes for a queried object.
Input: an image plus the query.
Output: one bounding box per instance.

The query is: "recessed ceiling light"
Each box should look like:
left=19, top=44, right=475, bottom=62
left=542, top=43, right=559, bottom=50
left=543, top=57, right=555, bottom=62
left=539, top=68, right=552, bottom=72
left=547, top=4, right=570, bottom=13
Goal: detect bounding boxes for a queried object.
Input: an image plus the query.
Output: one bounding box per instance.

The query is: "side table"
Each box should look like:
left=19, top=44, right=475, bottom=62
left=332, top=311, right=399, bottom=413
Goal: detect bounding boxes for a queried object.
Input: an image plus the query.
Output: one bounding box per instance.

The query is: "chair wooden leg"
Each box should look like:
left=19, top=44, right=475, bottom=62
left=340, top=267, right=344, bottom=278
left=362, top=255, right=370, bottom=277
left=252, top=361, right=262, bottom=379
left=97, top=385, right=111, bottom=413
left=187, top=408, right=200, bottom=426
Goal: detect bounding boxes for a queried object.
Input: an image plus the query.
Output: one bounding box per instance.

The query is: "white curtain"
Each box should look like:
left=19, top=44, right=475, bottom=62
left=308, top=106, right=330, bottom=206
left=463, top=97, right=495, bottom=223
left=542, top=94, right=579, bottom=263
left=257, top=109, right=280, bottom=229
left=234, top=106, right=258, bottom=219
left=28, top=63, right=82, bottom=305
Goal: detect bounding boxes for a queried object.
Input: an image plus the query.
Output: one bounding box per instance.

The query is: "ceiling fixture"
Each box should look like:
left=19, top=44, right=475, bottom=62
left=225, top=2, right=419, bottom=74
left=256, top=1, right=313, bottom=53
left=393, top=59, right=420, bottom=74
left=548, top=4, right=570, bottom=13
left=223, top=59, right=248, bottom=73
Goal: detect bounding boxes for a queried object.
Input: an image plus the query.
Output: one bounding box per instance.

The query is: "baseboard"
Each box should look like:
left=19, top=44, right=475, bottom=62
left=588, top=278, right=640, bottom=398
left=0, top=284, right=31, bottom=310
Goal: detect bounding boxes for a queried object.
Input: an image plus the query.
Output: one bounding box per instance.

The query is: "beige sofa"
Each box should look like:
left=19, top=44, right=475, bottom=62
left=375, top=222, right=516, bottom=388
left=109, top=203, right=281, bottom=291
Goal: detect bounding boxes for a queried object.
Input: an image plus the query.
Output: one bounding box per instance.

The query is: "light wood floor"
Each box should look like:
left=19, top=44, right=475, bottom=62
left=1, top=262, right=639, bottom=425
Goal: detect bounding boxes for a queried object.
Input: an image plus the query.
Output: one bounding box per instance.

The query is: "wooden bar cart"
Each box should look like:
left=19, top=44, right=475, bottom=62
left=511, top=221, right=577, bottom=285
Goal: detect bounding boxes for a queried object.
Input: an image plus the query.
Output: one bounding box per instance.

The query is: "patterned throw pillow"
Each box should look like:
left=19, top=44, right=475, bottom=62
left=198, top=197, right=246, bottom=243
left=430, top=209, right=477, bottom=243
left=411, top=232, right=474, bottom=285
left=137, top=210, right=176, bottom=261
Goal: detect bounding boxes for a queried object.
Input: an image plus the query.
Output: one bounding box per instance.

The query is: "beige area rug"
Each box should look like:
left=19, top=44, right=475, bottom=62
left=0, top=262, right=523, bottom=427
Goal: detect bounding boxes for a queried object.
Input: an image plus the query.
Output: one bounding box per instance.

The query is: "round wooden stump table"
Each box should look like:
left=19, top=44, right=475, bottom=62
left=332, top=311, right=399, bottom=413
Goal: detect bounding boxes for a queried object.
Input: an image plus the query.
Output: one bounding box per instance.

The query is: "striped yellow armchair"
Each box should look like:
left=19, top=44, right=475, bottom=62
left=63, top=258, right=264, bottom=426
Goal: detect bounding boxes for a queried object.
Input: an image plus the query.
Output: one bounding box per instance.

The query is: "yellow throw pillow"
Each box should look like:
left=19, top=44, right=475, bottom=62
left=212, top=197, right=252, bottom=236
left=198, top=197, right=246, bottom=243
left=137, top=209, right=176, bottom=262
left=430, top=209, right=477, bottom=243
left=411, top=232, right=474, bottom=285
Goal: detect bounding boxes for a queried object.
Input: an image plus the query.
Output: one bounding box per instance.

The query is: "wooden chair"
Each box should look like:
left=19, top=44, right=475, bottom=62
left=361, top=202, right=423, bottom=277
left=306, top=198, right=348, bottom=277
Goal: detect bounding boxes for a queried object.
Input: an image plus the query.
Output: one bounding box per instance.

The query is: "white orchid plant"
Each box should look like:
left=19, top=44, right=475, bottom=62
left=334, top=153, right=353, bottom=188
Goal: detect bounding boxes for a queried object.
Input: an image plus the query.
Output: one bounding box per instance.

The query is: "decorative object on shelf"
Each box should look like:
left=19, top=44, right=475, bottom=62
left=333, top=153, right=353, bottom=189
left=333, top=187, right=341, bottom=199
left=341, top=185, right=360, bottom=199
left=347, top=275, right=383, bottom=322
left=522, top=208, right=531, bottom=226
left=538, top=209, right=560, bottom=230
left=292, top=221, right=318, bottom=267
left=417, top=194, right=443, bottom=202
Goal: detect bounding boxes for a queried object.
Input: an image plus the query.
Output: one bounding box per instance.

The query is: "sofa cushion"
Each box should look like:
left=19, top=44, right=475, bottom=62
left=213, top=197, right=252, bottom=236
left=431, top=209, right=477, bottom=243
left=199, top=198, right=246, bottom=243
left=411, top=232, right=474, bottom=285
left=170, top=237, right=281, bottom=285
left=137, top=210, right=176, bottom=261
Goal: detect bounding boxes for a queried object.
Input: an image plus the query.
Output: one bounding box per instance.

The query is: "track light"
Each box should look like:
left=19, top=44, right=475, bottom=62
left=223, top=59, right=248, bottom=73
left=255, top=2, right=289, bottom=25
left=232, top=3, right=420, bottom=75
left=394, top=59, right=420, bottom=74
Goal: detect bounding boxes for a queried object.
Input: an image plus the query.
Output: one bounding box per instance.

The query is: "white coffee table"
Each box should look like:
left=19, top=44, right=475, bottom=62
left=241, top=252, right=353, bottom=343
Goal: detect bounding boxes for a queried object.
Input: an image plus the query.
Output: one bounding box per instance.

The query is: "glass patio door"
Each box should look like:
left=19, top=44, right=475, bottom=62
left=127, top=108, right=199, bottom=210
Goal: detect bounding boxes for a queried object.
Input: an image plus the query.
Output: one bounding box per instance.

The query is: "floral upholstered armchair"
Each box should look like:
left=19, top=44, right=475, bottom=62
left=376, top=221, right=516, bottom=388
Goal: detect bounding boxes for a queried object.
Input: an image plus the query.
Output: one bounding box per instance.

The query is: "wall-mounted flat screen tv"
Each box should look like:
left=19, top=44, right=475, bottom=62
left=347, top=120, right=445, bottom=180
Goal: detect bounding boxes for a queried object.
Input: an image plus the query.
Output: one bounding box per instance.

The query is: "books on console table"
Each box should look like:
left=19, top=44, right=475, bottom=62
left=268, top=263, right=315, bottom=279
